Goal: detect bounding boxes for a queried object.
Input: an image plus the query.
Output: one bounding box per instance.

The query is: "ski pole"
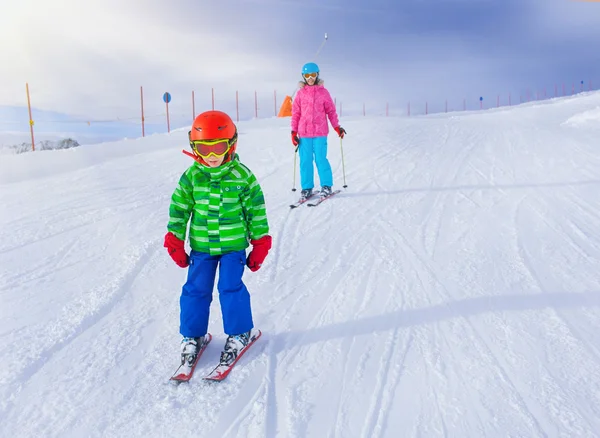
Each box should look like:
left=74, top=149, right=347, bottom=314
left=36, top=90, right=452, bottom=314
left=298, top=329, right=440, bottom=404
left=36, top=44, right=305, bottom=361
left=292, top=146, right=298, bottom=191
left=339, top=137, right=348, bottom=188
left=313, top=33, right=328, bottom=60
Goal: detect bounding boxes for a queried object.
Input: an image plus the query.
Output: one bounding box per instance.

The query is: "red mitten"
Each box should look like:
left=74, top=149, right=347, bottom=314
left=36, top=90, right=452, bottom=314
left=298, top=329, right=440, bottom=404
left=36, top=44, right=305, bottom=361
left=334, top=126, right=346, bottom=138
left=164, top=232, right=189, bottom=268
left=291, top=131, right=299, bottom=146
left=246, top=235, right=272, bottom=272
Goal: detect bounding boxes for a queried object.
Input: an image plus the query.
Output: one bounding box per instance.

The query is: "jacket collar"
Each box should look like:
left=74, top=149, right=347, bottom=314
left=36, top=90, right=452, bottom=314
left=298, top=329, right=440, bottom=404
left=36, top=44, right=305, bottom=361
left=195, top=154, right=238, bottom=181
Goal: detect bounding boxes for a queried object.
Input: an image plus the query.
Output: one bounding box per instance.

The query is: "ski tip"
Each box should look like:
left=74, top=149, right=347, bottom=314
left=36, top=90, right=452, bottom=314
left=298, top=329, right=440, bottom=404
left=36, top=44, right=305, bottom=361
left=170, top=374, right=192, bottom=383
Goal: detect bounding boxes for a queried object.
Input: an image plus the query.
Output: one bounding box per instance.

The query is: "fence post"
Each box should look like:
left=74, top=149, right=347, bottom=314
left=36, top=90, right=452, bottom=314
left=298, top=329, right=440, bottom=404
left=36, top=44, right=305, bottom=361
left=140, top=86, right=145, bottom=138
left=26, top=83, right=35, bottom=151
left=192, top=90, right=195, bottom=121
left=166, top=100, right=170, bottom=133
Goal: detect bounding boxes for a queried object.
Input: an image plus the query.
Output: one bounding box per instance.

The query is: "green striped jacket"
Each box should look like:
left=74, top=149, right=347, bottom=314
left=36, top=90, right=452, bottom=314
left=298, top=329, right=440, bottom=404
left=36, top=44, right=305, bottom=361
left=167, top=155, right=269, bottom=256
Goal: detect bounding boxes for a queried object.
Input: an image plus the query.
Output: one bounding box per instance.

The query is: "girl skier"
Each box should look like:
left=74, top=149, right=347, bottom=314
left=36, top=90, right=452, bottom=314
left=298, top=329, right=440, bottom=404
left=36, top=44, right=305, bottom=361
left=291, top=62, right=346, bottom=200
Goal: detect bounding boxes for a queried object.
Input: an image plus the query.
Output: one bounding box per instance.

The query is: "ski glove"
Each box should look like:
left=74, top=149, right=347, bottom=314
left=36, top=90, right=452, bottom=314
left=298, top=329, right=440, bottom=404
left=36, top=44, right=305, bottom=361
left=291, top=131, right=299, bottom=147
left=246, top=235, right=272, bottom=272
left=164, top=232, right=189, bottom=268
left=334, top=126, right=346, bottom=139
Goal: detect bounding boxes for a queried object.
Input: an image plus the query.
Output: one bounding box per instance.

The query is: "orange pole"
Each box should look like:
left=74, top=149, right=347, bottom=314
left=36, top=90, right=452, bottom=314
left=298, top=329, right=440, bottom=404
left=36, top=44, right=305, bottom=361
left=26, top=83, right=35, bottom=151
left=140, top=86, right=145, bottom=137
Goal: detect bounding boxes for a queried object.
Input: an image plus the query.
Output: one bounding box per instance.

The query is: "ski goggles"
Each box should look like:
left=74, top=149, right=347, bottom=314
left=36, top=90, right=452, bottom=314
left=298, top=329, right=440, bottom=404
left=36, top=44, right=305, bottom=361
left=190, top=138, right=233, bottom=159
left=303, top=73, right=318, bottom=79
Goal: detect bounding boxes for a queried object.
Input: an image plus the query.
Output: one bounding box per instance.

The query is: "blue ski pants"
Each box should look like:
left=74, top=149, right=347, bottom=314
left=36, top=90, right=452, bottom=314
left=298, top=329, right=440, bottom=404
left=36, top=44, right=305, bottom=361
left=299, top=136, right=333, bottom=190
left=180, top=249, right=253, bottom=337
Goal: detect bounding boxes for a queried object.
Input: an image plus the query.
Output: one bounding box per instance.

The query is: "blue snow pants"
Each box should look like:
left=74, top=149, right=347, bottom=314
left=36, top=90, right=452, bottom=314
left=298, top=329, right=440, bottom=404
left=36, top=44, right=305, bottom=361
left=299, top=136, right=333, bottom=190
left=180, top=249, right=253, bottom=337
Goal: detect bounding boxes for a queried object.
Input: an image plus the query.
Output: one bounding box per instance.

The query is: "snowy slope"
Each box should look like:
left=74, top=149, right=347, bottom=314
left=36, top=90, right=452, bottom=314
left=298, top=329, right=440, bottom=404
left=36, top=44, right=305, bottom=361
left=1, top=93, right=600, bottom=438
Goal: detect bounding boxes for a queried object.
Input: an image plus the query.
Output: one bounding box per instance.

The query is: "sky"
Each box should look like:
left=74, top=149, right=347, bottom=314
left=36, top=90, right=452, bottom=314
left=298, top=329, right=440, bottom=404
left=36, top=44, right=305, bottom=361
left=1, top=0, right=600, bottom=143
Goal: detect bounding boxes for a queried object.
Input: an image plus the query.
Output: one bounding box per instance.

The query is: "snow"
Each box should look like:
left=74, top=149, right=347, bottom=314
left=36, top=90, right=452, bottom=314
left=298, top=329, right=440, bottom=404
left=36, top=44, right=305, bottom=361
left=1, top=92, right=600, bottom=438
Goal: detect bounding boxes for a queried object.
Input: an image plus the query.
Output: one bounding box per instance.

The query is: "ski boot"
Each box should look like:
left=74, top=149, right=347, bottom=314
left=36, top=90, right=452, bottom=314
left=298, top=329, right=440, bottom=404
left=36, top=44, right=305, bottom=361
left=300, top=188, right=313, bottom=201
left=180, top=336, right=205, bottom=366
left=219, top=331, right=252, bottom=366
left=320, top=185, right=333, bottom=198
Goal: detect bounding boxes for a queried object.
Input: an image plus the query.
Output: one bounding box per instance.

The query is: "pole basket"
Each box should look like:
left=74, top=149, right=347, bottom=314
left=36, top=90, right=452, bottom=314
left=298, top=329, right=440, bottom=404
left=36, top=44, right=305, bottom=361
left=278, top=95, right=293, bottom=117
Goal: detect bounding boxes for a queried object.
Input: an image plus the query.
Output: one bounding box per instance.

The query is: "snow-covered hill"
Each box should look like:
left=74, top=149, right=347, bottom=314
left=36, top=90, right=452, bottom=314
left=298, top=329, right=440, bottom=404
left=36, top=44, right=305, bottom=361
left=1, top=93, right=600, bottom=438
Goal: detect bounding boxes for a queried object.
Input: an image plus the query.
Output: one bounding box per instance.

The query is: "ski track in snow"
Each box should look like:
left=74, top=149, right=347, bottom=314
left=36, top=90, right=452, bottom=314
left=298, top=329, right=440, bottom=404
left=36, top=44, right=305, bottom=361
left=2, top=94, right=600, bottom=437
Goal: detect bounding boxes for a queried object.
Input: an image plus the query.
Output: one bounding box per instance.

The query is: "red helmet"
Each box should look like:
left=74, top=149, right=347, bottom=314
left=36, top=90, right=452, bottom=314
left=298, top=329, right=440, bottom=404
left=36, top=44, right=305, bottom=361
left=188, top=110, right=238, bottom=164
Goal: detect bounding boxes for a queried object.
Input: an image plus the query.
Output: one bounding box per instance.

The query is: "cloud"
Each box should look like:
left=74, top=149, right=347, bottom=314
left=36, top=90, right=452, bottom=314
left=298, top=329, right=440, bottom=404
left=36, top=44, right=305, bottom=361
left=0, top=0, right=303, bottom=120
left=1, top=0, right=599, bottom=128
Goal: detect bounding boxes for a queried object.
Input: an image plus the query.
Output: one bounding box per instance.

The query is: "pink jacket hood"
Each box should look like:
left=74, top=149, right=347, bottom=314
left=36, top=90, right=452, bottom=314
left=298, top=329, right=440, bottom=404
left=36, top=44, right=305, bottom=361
left=291, top=79, right=340, bottom=138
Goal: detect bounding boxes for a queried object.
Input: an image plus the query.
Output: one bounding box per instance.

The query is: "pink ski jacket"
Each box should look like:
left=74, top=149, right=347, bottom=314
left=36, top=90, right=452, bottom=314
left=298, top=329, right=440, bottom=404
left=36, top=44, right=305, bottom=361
left=291, top=80, right=340, bottom=138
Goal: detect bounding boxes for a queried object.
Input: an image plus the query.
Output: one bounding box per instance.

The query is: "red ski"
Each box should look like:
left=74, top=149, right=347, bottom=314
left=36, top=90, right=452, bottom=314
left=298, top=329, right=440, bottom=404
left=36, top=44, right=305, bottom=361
left=170, top=333, right=212, bottom=383
left=203, top=329, right=262, bottom=382
left=307, top=189, right=342, bottom=207
left=289, top=192, right=319, bottom=209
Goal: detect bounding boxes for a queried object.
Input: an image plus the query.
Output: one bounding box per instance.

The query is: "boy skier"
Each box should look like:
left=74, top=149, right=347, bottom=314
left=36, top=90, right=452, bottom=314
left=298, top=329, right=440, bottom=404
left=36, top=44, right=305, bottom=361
left=164, top=110, right=271, bottom=380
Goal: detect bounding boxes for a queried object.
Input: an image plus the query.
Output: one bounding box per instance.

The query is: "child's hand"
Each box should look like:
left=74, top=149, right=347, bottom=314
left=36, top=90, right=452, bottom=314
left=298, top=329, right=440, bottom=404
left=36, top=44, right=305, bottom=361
left=291, top=131, right=299, bottom=146
left=164, top=232, right=189, bottom=268
left=334, top=126, right=346, bottom=138
left=246, top=235, right=272, bottom=272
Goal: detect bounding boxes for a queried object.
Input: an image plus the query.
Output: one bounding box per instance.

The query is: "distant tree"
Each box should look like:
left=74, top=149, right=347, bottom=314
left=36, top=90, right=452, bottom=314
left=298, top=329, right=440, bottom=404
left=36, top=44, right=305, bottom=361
left=5, top=138, right=81, bottom=154
left=57, top=138, right=80, bottom=149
